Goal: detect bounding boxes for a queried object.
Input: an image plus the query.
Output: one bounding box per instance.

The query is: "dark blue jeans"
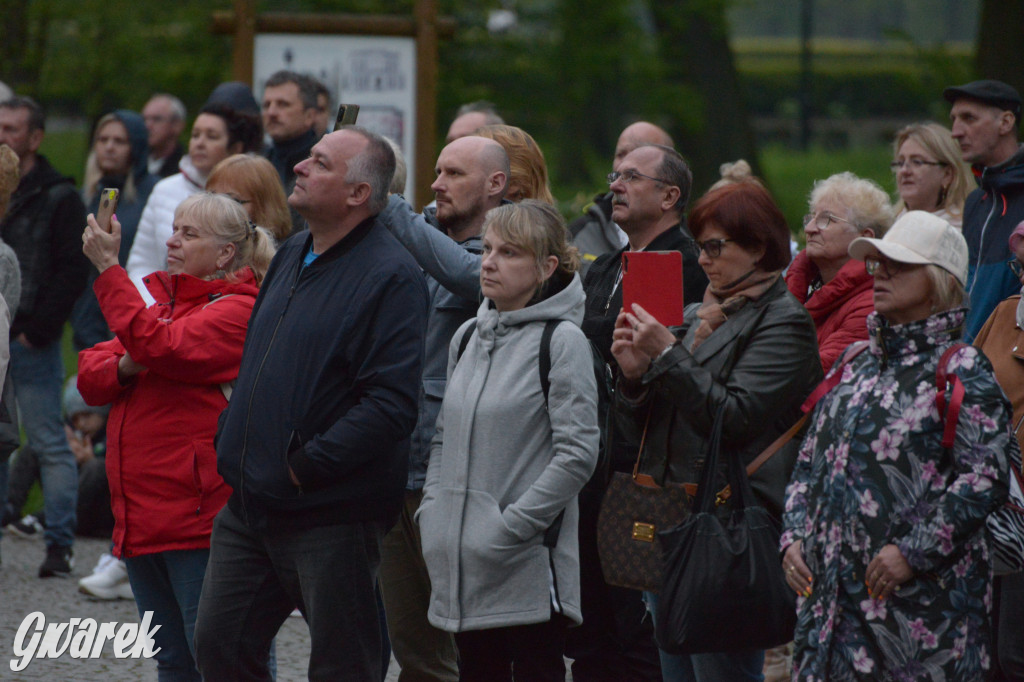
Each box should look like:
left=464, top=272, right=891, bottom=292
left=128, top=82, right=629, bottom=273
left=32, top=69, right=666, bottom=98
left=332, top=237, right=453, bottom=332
left=194, top=505, right=386, bottom=682
left=125, top=549, right=210, bottom=682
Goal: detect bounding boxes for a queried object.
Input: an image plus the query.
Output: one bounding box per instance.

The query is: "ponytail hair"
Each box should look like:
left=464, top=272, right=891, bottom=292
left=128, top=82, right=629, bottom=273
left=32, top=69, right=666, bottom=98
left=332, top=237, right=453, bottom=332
left=174, top=193, right=277, bottom=285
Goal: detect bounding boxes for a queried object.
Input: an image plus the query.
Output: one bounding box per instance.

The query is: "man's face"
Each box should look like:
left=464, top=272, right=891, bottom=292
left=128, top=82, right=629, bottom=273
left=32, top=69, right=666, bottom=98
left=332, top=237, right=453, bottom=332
left=0, top=107, right=42, bottom=161
left=289, top=130, right=367, bottom=222
left=950, top=99, right=1010, bottom=166
left=609, top=146, right=671, bottom=233
left=431, top=140, right=491, bottom=232
left=262, top=82, right=315, bottom=143
left=445, top=112, right=489, bottom=144
left=142, top=97, right=182, bottom=152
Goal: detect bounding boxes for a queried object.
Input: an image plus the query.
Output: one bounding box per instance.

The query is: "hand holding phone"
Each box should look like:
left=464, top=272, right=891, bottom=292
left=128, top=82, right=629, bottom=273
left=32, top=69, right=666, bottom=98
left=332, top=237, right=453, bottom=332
left=95, top=188, right=119, bottom=233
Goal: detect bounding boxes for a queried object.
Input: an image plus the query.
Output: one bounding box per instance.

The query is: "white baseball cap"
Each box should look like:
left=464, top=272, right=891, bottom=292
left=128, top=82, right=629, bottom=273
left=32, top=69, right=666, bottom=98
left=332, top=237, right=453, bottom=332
left=848, top=211, right=968, bottom=286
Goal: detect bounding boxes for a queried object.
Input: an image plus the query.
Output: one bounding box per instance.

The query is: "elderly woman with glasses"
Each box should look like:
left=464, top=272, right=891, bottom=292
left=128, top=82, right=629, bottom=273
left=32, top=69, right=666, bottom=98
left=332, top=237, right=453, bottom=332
left=786, top=172, right=893, bottom=371
left=611, top=179, right=822, bottom=681
left=891, top=122, right=973, bottom=229
left=782, top=211, right=1013, bottom=680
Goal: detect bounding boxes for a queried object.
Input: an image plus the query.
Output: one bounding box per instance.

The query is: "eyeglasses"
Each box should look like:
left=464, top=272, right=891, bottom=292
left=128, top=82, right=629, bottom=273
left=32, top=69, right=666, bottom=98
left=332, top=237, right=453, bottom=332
left=607, top=169, right=672, bottom=186
left=696, top=238, right=733, bottom=258
left=865, top=256, right=915, bottom=279
left=1008, top=258, right=1024, bottom=278
left=889, top=158, right=947, bottom=172
left=803, top=212, right=854, bottom=231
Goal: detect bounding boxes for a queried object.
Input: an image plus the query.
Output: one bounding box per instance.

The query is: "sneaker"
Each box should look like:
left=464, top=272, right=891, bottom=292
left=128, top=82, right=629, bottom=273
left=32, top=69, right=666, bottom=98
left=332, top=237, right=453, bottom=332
left=7, top=514, right=44, bottom=539
left=78, top=553, right=133, bottom=600
left=39, top=544, right=74, bottom=578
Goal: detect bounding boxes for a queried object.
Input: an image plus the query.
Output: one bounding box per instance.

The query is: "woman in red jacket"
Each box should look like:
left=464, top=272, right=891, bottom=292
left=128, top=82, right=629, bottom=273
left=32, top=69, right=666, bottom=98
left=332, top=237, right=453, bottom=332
left=78, top=192, right=274, bottom=681
left=786, top=172, right=893, bottom=371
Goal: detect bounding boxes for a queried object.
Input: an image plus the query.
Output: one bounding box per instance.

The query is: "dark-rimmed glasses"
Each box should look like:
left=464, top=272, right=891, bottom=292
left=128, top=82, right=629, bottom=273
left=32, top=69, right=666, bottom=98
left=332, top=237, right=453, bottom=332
left=1008, top=257, right=1024, bottom=278
left=696, top=238, right=733, bottom=258
left=865, top=256, right=914, bottom=279
left=607, top=169, right=672, bottom=186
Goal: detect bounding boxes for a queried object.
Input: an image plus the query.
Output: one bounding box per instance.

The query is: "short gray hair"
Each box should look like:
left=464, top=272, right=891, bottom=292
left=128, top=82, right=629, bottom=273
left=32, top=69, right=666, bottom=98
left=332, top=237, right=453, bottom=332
left=809, top=171, right=893, bottom=238
left=341, top=126, right=396, bottom=214
left=151, top=93, right=186, bottom=121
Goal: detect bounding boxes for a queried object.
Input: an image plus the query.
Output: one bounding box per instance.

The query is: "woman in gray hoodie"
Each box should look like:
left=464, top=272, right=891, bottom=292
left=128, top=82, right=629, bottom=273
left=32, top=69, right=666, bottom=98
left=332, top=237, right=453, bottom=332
left=418, top=200, right=600, bottom=681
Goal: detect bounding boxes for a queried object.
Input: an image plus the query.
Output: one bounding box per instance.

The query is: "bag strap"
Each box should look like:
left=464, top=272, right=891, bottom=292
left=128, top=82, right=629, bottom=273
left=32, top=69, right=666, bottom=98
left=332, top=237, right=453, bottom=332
left=936, top=342, right=968, bottom=449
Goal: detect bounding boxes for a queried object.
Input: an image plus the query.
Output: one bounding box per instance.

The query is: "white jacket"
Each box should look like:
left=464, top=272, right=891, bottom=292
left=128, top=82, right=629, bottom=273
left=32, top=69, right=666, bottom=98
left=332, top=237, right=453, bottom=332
left=125, top=156, right=207, bottom=304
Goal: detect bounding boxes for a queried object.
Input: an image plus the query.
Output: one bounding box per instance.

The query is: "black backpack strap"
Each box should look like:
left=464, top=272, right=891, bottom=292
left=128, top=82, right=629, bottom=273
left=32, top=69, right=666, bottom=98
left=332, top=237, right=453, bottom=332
left=456, top=323, right=475, bottom=364
left=540, top=319, right=567, bottom=548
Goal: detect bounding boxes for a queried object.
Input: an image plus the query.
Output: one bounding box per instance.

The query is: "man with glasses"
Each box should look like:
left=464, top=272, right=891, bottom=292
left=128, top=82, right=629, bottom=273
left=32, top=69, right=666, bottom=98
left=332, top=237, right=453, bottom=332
left=142, top=94, right=186, bottom=179
left=569, top=122, right=675, bottom=277
left=943, top=79, right=1024, bottom=340
left=569, top=143, right=707, bottom=682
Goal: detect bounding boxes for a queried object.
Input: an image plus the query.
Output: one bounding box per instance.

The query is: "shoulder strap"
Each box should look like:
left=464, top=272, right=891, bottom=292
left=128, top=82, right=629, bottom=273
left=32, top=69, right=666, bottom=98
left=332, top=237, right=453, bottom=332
left=936, top=342, right=968, bottom=449
left=456, top=323, right=474, bottom=364
left=539, top=319, right=562, bottom=405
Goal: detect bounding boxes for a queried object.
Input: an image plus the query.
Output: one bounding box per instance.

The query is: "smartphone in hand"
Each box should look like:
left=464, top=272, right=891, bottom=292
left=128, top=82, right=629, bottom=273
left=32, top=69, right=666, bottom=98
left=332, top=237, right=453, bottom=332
left=334, top=104, right=360, bottom=131
left=622, top=251, right=684, bottom=326
left=95, top=188, right=120, bottom=233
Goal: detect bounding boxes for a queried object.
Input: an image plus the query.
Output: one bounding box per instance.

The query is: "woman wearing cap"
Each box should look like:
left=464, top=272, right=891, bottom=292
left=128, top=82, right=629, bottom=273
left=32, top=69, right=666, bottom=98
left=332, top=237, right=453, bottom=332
left=781, top=211, right=1014, bottom=680
left=972, top=218, right=1024, bottom=680
left=786, top=172, right=893, bottom=371
left=891, top=122, right=973, bottom=229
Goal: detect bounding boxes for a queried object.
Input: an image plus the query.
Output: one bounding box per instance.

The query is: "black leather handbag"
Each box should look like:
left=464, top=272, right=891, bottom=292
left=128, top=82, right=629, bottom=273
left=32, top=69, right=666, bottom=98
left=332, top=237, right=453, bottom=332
left=654, top=404, right=797, bottom=654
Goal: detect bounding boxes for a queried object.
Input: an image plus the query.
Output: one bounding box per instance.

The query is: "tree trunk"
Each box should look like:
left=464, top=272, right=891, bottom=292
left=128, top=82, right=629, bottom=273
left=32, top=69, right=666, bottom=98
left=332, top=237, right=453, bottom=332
left=648, top=0, right=761, bottom=196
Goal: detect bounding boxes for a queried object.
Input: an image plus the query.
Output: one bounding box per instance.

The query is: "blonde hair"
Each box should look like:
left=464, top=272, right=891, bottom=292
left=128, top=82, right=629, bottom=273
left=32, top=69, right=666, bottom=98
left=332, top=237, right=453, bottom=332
left=383, top=137, right=407, bottom=195
left=82, top=115, right=137, bottom=205
left=474, top=125, right=554, bottom=205
left=206, top=154, right=291, bottom=242
left=892, top=122, right=973, bottom=219
left=482, top=200, right=579, bottom=301
left=925, top=264, right=966, bottom=312
left=809, top=172, right=893, bottom=238
left=0, top=144, right=19, bottom=219
left=174, top=193, right=277, bottom=284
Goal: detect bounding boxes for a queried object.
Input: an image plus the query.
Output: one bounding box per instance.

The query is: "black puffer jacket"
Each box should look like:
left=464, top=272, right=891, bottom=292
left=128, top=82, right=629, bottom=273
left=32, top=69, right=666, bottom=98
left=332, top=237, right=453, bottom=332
left=614, top=276, right=822, bottom=520
left=0, top=155, right=88, bottom=346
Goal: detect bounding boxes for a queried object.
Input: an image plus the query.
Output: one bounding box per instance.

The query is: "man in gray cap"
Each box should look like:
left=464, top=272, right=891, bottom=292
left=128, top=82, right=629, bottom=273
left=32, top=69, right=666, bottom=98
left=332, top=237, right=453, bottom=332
left=944, top=79, right=1024, bottom=340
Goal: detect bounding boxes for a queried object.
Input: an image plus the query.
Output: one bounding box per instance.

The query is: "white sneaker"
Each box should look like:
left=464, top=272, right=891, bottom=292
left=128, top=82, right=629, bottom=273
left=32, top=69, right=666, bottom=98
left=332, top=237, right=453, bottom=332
left=78, top=553, right=133, bottom=600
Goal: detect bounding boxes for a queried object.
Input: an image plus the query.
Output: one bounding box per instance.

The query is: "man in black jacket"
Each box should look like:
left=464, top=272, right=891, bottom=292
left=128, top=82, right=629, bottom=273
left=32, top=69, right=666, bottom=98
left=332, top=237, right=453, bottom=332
left=194, top=126, right=428, bottom=681
left=570, top=143, right=708, bottom=682
left=0, top=96, right=88, bottom=578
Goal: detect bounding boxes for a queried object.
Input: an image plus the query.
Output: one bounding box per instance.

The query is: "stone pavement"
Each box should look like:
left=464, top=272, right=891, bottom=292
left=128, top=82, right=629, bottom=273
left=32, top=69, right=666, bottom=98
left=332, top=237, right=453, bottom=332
left=0, top=534, right=405, bottom=681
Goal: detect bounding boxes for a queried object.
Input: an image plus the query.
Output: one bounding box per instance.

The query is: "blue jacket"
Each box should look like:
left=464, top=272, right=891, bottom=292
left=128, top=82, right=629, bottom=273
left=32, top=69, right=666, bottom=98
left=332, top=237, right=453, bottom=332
left=216, top=217, right=429, bottom=530
left=963, top=145, right=1024, bottom=341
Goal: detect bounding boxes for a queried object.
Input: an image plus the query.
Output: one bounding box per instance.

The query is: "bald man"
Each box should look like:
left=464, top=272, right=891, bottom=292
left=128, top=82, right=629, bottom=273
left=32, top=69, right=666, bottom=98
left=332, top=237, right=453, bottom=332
left=376, top=135, right=509, bottom=682
left=569, top=121, right=675, bottom=275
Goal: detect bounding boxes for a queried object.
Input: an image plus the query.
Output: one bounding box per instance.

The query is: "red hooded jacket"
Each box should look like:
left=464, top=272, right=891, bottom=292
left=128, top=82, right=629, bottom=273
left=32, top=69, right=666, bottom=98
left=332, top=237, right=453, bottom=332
left=78, top=266, right=257, bottom=559
left=785, top=250, right=874, bottom=372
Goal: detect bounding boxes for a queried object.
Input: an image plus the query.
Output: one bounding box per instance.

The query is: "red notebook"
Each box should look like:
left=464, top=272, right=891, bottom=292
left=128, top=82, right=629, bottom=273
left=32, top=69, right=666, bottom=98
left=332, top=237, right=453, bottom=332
left=622, top=251, right=684, bottom=326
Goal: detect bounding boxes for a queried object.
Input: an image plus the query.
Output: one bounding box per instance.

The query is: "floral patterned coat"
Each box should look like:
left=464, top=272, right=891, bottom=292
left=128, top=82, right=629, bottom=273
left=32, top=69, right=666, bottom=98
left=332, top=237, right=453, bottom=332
left=781, top=308, right=1012, bottom=681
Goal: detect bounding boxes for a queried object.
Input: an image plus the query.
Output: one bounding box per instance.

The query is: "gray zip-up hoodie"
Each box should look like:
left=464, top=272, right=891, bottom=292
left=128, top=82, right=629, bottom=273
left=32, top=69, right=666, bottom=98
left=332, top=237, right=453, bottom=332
left=418, top=273, right=599, bottom=632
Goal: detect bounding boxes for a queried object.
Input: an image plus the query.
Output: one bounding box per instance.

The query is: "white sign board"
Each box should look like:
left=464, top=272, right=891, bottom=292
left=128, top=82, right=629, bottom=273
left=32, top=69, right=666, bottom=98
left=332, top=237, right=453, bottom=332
left=254, top=34, right=417, bottom=197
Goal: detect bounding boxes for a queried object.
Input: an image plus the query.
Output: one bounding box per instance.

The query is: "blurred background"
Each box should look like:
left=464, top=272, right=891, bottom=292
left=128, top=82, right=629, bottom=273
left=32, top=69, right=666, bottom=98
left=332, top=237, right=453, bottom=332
left=1, top=0, right=1021, bottom=236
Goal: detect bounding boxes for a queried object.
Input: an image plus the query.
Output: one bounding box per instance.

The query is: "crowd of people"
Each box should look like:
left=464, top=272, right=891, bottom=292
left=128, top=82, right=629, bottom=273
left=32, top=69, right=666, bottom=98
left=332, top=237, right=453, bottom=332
left=0, top=70, right=1021, bottom=682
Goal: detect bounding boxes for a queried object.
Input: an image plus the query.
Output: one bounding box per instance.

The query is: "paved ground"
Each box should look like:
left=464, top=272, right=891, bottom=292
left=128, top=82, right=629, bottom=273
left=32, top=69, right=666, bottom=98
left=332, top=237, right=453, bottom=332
left=0, top=534, right=405, bottom=681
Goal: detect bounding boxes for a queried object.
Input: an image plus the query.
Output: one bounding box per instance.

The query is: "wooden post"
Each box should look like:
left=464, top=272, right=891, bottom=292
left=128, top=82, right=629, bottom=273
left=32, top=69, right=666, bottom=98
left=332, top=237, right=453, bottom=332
left=232, top=0, right=256, bottom=86
left=414, top=0, right=439, bottom=210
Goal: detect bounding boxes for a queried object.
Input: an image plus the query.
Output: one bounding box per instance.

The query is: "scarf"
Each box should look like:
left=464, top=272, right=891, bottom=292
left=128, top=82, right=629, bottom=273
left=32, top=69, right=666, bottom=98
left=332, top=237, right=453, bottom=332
left=691, top=269, right=780, bottom=351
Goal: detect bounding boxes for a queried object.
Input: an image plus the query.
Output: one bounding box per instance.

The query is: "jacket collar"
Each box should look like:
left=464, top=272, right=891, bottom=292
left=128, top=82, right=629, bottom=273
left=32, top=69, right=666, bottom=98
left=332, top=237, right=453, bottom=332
left=867, top=307, right=966, bottom=363
left=789, top=254, right=873, bottom=321
left=686, top=275, right=786, bottom=362
left=145, top=267, right=259, bottom=306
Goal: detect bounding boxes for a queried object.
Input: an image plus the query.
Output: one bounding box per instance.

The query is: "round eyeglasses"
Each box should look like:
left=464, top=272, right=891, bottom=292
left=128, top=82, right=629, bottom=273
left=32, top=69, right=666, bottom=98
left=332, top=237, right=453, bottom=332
left=803, top=212, right=854, bottom=231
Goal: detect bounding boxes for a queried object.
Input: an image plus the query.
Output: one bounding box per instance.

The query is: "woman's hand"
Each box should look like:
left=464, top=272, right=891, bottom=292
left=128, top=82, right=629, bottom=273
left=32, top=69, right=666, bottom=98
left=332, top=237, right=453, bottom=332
left=611, top=311, right=651, bottom=380
left=82, top=213, right=122, bottom=273
left=866, top=544, right=913, bottom=600
left=783, top=540, right=813, bottom=597
left=116, top=351, right=146, bottom=384
left=622, top=303, right=676, bottom=359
